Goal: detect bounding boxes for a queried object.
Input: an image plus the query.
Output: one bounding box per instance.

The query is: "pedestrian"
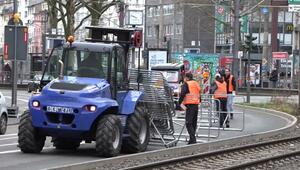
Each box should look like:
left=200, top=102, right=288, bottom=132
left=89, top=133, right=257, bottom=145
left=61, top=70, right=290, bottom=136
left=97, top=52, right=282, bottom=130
left=224, top=68, right=236, bottom=119
left=210, top=73, right=229, bottom=128
left=269, top=69, right=278, bottom=88
left=178, top=73, right=201, bottom=144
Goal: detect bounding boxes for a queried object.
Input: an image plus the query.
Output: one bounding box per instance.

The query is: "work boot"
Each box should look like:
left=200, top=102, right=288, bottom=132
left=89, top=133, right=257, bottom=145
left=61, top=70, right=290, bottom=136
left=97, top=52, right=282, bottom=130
left=188, top=140, right=196, bottom=145
left=230, top=113, right=233, bottom=119
left=226, top=121, right=230, bottom=128
left=188, top=137, right=196, bottom=145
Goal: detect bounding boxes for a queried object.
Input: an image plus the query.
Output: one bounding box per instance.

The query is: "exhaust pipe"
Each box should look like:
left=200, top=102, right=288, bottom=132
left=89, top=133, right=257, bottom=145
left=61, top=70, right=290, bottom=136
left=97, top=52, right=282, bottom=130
left=59, top=60, right=64, bottom=80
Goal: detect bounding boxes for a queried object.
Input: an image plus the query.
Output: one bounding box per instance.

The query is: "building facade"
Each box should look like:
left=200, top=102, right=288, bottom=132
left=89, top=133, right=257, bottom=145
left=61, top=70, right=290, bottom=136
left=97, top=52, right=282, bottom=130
left=145, top=0, right=215, bottom=54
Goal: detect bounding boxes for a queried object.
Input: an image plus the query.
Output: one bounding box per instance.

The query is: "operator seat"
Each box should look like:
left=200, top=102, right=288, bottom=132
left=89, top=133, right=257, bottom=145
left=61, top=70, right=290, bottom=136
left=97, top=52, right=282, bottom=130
left=78, top=53, right=105, bottom=78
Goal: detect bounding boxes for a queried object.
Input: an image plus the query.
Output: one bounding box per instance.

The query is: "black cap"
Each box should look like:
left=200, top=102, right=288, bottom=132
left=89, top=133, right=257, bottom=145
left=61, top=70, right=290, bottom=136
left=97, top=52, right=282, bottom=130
left=185, top=73, right=193, bottom=80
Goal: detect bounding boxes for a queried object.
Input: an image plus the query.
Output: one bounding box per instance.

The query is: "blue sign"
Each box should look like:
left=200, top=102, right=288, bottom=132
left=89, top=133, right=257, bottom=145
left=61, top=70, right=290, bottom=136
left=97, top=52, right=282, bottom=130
left=261, top=7, right=269, bottom=14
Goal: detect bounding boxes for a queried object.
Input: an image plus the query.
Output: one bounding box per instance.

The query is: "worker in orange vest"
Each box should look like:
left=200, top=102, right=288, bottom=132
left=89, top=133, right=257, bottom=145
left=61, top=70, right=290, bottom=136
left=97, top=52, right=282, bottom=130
left=178, top=73, right=201, bottom=144
left=224, top=68, right=236, bottom=119
left=210, top=73, right=229, bottom=128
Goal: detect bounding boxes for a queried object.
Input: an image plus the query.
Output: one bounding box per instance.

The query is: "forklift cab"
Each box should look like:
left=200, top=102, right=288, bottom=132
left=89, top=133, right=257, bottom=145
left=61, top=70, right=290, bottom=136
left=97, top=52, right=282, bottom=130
left=40, top=27, right=135, bottom=99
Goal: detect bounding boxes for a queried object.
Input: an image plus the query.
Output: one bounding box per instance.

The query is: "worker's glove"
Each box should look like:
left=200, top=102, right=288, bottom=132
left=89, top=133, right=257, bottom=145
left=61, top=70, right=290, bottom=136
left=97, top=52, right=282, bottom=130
left=232, top=91, right=236, bottom=96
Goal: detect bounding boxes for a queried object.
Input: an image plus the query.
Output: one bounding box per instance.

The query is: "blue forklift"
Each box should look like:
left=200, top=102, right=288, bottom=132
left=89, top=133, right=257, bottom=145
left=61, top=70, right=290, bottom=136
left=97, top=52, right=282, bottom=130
left=18, top=27, right=150, bottom=157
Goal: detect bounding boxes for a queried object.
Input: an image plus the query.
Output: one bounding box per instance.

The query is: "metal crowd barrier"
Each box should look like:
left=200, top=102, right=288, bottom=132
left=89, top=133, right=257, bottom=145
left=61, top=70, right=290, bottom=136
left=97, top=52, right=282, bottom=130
left=172, top=94, right=246, bottom=143
left=172, top=98, right=221, bottom=143
left=201, top=94, right=246, bottom=132
left=129, top=69, right=182, bottom=147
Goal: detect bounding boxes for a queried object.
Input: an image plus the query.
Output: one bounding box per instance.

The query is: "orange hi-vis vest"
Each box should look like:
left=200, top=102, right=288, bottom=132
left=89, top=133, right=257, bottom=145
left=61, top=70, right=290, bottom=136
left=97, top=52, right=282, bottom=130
left=228, top=75, right=234, bottom=92
left=214, top=81, right=227, bottom=99
left=183, top=80, right=201, bottom=105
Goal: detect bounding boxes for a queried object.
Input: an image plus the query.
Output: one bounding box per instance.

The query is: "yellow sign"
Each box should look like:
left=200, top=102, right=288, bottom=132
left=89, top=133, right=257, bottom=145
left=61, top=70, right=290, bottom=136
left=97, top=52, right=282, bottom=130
left=286, top=24, right=294, bottom=31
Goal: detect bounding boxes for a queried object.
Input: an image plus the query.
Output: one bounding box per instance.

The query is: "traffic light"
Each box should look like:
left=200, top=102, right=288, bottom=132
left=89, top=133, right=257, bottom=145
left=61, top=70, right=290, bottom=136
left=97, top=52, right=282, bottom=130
left=133, top=31, right=142, bottom=48
left=243, top=34, right=257, bottom=52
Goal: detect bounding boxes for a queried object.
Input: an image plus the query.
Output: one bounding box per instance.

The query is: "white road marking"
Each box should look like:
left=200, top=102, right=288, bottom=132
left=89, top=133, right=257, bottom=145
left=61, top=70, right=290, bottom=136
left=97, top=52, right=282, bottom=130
left=0, top=143, right=17, bottom=147
left=0, top=137, right=18, bottom=141
left=0, top=146, right=54, bottom=155
left=4, top=96, right=28, bottom=103
left=0, top=133, right=17, bottom=137
left=0, top=149, right=20, bottom=154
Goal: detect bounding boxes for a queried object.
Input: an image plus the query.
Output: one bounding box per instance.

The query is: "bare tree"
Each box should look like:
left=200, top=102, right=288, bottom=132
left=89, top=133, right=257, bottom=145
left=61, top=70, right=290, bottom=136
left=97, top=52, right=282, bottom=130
left=79, top=0, right=122, bottom=26
left=46, top=0, right=91, bottom=39
left=46, top=0, right=122, bottom=39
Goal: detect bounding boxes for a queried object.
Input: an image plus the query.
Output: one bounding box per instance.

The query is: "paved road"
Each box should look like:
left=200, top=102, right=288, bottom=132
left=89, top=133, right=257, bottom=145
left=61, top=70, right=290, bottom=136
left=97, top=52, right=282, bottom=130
left=0, top=89, right=293, bottom=170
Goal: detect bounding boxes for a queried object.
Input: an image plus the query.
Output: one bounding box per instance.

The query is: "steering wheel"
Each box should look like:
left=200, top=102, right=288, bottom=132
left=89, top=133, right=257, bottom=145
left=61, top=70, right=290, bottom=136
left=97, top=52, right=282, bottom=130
left=77, top=67, right=104, bottom=78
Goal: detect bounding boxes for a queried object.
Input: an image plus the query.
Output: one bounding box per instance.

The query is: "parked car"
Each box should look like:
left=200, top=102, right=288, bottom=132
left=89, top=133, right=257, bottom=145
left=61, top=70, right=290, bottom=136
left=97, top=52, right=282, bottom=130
left=27, top=74, right=53, bottom=93
left=0, top=92, right=8, bottom=135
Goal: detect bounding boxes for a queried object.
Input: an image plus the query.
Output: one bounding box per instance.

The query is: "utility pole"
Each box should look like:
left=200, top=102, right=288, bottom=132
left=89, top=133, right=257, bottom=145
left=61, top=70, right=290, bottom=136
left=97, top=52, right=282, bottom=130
left=159, top=0, right=164, bottom=48
left=298, top=15, right=300, bottom=114
left=262, top=6, right=269, bottom=85
left=233, top=0, right=240, bottom=89
left=11, top=0, right=18, bottom=115
left=246, top=32, right=251, bottom=103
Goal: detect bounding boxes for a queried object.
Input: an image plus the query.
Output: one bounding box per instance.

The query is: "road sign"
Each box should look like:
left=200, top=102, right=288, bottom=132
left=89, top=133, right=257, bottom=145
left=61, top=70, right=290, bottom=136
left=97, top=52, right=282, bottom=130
left=261, top=7, right=269, bottom=14
left=289, top=0, right=300, bottom=5
left=288, top=4, right=300, bottom=12
left=4, top=26, right=28, bottom=61
left=272, top=52, right=288, bottom=59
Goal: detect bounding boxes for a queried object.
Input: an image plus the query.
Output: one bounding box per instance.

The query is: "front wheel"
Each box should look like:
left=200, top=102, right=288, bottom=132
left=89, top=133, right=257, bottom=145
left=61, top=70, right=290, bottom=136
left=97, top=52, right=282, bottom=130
left=95, top=114, right=122, bottom=157
left=122, top=104, right=150, bottom=153
left=18, top=110, right=45, bottom=153
left=0, top=114, right=7, bottom=135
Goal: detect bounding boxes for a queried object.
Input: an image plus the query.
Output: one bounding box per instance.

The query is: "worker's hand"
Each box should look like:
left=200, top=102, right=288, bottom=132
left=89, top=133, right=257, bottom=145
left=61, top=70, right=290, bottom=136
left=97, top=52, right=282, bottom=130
left=232, top=91, right=236, bottom=96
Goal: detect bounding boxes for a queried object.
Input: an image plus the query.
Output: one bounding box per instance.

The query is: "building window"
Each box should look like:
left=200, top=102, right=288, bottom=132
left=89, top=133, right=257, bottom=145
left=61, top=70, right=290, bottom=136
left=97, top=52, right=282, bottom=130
left=147, top=26, right=153, bottom=37
left=164, top=24, right=173, bottom=35
left=176, top=24, right=182, bottom=34
left=147, top=7, right=153, bottom=17
left=154, top=6, right=160, bottom=16
left=163, top=4, right=174, bottom=15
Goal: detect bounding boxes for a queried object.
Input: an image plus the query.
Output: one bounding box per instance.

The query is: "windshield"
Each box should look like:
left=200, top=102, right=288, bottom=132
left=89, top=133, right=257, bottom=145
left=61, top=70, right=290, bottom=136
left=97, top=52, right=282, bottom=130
left=64, top=50, right=109, bottom=79
left=160, top=71, right=179, bottom=83
left=42, top=46, right=64, bottom=82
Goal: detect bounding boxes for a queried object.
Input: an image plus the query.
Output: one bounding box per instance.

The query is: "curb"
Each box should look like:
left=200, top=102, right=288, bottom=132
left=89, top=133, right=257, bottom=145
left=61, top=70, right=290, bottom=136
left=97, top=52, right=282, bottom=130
left=47, top=106, right=298, bottom=170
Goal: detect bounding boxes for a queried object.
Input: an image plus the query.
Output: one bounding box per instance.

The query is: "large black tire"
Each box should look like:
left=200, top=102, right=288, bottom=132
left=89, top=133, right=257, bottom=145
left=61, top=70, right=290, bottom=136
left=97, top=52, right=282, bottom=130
left=95, top=114, right=122, bottom=157
left=0, top=114, right=7, bottom=135
left=52, top=137, right=81, bottom=150
left=122, top=104, right=150, bottom=153
left=18, top=110, right=45, bottom=153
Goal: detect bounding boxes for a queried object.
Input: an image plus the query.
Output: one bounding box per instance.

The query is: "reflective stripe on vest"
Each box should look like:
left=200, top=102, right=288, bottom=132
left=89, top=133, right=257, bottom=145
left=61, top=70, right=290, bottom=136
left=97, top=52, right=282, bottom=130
left=228, top=75, right=234, bottom=92
left=214, top=81, right=227, bottom=99
left=183, top=80, right=201, bottom=105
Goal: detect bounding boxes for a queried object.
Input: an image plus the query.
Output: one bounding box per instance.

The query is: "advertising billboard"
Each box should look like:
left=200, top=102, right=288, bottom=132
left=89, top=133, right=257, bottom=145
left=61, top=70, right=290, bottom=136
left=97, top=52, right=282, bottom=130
left=148, top=50, right=168, bottom=69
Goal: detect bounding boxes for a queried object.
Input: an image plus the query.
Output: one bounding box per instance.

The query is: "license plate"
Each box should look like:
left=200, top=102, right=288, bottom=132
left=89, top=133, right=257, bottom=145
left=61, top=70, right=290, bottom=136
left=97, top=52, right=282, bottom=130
left=46, top=106, right=74, bottom=114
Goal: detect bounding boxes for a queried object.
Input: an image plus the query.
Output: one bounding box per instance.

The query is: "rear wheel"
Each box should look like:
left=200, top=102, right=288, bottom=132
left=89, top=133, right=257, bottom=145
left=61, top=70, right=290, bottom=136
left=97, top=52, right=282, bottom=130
left=52, top=137, right=81, bottom=150
left=122, top=104, right=150, bottom=153
left=18, top=110, right=45, bottom=153
left=95, top=114, right=122, bottom=157
left=0, top=114, right=7, bottom=135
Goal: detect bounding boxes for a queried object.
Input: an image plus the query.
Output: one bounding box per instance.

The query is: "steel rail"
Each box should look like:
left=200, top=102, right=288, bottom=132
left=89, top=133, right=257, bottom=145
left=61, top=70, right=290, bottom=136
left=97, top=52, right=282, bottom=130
left=123, top=136, right=300, bottom=170
left=221, top=150, right=300, bottom=170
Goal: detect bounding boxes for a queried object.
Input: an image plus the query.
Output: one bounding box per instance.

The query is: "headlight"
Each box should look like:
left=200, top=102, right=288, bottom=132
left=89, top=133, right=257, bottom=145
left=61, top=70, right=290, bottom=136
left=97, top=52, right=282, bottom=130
left=85, top=105, right=97, bottom=112
left=32, top=100, right=40, bottom=108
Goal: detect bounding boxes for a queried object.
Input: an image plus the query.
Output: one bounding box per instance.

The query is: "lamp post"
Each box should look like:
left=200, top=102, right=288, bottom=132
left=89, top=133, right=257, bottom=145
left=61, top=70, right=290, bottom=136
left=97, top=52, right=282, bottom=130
left=41, top=10, right=48, bottom=72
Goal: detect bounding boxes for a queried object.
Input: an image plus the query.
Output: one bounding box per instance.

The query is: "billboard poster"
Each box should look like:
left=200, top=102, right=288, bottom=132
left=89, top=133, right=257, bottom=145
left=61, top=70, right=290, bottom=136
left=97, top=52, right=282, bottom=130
left=148, top=50, right=168, bottom=69
left=172, top=53, right=219, bottom=82
left=249, top=64, right=261, bottom=86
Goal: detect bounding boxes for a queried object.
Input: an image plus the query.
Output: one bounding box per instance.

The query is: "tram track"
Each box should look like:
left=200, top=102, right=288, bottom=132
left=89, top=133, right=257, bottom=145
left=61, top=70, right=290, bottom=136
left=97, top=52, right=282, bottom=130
left=124, top=136, right=300, bottom=170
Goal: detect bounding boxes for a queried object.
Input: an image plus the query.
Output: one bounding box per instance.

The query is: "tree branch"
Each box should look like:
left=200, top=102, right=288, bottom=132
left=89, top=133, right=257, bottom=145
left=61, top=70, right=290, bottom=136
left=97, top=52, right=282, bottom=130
left=74, top=14, right=91, bottom=32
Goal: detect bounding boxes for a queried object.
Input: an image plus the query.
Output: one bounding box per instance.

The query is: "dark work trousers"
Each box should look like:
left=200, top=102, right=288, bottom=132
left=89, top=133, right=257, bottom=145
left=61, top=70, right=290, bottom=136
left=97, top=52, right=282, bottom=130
left=185, top=104, right=199, bottom=142
left=215, top=98, right=228, bottom=127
